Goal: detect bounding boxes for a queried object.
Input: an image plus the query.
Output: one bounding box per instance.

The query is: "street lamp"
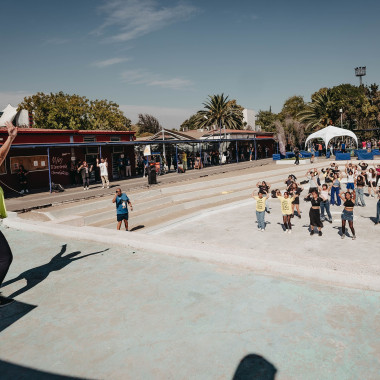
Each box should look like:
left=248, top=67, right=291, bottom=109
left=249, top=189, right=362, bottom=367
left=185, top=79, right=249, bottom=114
left=355, top=66, right=366, bottom=86
left=339, top=108, right=343, bottom=128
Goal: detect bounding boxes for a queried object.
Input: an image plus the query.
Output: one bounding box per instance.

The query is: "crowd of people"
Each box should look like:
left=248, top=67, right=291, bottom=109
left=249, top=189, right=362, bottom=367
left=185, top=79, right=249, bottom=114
left=252, top=162, right=380, bottom=239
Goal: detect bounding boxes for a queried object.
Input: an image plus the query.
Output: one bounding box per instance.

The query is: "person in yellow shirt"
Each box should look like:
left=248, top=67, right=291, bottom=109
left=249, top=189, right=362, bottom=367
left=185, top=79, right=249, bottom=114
left=181, top=151, right=187, bottom=171
left=276, top=190, right=297, bottom=233
left=252, top=190, right=267, bottom=231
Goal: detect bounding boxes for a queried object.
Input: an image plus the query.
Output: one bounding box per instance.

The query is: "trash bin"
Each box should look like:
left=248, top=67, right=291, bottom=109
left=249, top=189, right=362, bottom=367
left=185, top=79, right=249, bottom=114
left=148, top=167, right=157, bottom=185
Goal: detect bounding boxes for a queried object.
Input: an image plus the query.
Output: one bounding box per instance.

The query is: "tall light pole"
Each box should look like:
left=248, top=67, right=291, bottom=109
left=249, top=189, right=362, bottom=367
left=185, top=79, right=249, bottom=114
left=355, top=66, right=366, bottom=86
left=339, top=108, right=343, bottom=128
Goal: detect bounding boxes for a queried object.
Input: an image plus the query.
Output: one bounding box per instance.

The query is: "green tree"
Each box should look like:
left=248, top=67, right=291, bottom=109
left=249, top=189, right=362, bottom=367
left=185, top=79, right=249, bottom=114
left=256, top=110, right=278, bottom=132
left=180, top=114, right=200, bottom=131
left=137, top=114, right=162, bottom=135
left=18, top=92, right=130, bottom=130
left=89, top=99, right=131, bottom=131
left=280, top=96, right=306, bottom=120
left=298, top=90, right=335, bottom=131
left=194, top=94, right=244, bottom=130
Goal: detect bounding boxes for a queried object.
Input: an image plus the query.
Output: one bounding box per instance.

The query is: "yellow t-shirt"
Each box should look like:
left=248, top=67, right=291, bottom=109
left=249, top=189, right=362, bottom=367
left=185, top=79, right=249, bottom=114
left=253, top=196, right=266, bottom=212
left=277, top=196, right=294, bottom=215
left=0, top=186, right=7, bottom=219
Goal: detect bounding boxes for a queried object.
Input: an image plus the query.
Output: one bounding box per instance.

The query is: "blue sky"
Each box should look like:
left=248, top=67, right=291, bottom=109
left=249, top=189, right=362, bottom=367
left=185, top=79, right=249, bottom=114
left=1, top=0, right=379, bottom=128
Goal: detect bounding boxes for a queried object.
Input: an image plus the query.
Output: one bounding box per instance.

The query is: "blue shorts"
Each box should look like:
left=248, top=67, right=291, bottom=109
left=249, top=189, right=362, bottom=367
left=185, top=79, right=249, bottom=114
left=346, top=183, right=355, bottom=190
left=117, top=213, right=128, bottom=222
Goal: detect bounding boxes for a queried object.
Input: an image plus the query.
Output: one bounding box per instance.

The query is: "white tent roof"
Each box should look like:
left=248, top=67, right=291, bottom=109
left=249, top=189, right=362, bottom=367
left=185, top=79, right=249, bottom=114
left=305, top=125, right=358, bottom=147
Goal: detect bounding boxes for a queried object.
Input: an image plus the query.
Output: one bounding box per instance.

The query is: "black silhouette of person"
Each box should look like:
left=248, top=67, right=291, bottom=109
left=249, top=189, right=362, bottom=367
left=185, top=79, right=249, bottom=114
left=1, top=244, right=109, bottom=299
left=233, top=354, right=277, bottom=380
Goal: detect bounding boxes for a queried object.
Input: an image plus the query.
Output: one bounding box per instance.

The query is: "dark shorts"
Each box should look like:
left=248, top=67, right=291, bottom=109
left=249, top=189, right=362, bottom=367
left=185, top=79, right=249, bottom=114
left=117, top=213, right=128, bottom=222
left=341, top=209, right=353, bottom=222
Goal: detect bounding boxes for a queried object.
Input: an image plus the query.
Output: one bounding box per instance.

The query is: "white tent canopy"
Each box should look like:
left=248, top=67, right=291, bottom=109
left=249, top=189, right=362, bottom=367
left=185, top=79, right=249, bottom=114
left=305, top=125, right=358, bottom=148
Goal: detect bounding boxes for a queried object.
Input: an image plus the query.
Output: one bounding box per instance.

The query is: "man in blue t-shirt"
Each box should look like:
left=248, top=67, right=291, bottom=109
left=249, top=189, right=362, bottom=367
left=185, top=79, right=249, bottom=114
left=112, top=188, right=133, bottom=230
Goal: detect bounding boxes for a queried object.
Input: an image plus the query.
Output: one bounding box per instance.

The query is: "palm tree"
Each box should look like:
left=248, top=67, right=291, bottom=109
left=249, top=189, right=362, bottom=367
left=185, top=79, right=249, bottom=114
left=194, top=94, right=244, bottom=130
left=298, top=90, right=335, bottom=131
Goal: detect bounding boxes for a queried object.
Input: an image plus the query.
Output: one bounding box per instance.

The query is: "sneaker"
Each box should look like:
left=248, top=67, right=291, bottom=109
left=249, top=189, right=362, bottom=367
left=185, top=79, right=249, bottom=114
left=328, top=219, right=332, bottom=224
left=298, top=215, right=301, bottom=219
left=318, top=231, right=322, bottom=236
left=352, top=235, right=356, bottom=240
left=25, top=189, right=29, bottom=193
left=310, top=230, right=314, bottom=236
left=83, top=188, right=86, bottom=191
left=107, top=186, right=110, bottom=189
left=102, top=186, right=105, bottom=189
left=341, top=234, right=345, bottom=239
left=288, top=230, right=292, bottom=234
left=20, top=190, right=25, bottom=194
left=86, top=187, right=89, bottom=190
left=0, top=296, right=15, bottom=308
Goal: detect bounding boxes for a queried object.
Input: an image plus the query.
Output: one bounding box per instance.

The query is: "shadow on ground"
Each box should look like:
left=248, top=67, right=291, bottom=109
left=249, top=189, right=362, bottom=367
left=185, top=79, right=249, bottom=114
left=0, top=359, right=90, bottom=380
left=233, top=354, right=277, bottom=380
left=0, top=300, right=37, bottom=333
left=1, top=244, right=109, bottom=298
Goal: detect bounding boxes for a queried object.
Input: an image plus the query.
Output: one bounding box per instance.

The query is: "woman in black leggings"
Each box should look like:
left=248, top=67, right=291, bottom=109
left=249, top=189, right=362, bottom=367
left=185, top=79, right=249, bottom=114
left=0, top=121, right=17, bottom=307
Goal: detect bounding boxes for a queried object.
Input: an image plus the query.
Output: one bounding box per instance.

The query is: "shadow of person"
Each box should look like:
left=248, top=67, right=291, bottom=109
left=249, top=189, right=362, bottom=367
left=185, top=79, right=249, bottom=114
left=232, top=354, right=277, bottom=380
left=1, top=244, right=109, bottom=299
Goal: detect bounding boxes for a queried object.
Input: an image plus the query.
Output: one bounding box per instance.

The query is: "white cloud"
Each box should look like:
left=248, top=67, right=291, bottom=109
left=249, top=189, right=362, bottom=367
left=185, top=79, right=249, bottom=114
left=0, top=91, right=32, bottom=110
left=120, top=104, right=196, bottom=129
left=92, top=57, right=130, bottom=68
left=121, top=69, right=193, bottom=90
left=94, top=0, right=197, bottom=42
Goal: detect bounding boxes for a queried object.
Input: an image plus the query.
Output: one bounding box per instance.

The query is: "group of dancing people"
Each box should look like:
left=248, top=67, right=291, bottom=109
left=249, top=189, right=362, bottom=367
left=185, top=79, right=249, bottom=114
left=252, top=162, right=380, bottom=239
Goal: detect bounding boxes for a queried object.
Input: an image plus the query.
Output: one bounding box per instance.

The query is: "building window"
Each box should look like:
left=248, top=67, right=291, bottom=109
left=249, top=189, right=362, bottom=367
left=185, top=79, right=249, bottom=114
left=110, top=136, right=121, bottom=142
left=86, top=147, right=99, bottom=154
left=113, top=146, right=123, bottom=153
left=0, top=161, right=7, bottom=175
left=83, top=136, right=96, bottom=143
left=10, top=156, right=49, bottom=174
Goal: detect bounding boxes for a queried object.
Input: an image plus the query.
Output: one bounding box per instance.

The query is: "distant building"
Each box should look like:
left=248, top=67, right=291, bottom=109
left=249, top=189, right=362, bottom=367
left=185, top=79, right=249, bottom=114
left=243, top=108, right=257, bottom=131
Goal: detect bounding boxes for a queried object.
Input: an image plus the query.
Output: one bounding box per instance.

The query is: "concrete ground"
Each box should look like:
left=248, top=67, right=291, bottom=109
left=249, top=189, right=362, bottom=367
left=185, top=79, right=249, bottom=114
left=0, top=226, right=379, bottom=380
left=1, top=158, right=380, bottom=379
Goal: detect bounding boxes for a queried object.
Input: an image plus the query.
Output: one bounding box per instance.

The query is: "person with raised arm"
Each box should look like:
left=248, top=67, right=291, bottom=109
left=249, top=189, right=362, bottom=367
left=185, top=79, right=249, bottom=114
left=0, top=121, right=18, bottom=307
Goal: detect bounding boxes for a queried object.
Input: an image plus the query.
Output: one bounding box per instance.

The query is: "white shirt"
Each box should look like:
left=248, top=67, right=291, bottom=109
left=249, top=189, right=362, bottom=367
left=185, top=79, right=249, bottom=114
left=320, top=189, right=329, bottom=200
left=99, top=162, right=108, bottom=176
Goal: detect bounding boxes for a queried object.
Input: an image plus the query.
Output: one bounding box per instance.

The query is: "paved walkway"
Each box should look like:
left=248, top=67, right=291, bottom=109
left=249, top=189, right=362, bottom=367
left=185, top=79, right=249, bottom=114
left=4, top=159, right=273, bottom=212
left=0, top=226, right=379, bottom=379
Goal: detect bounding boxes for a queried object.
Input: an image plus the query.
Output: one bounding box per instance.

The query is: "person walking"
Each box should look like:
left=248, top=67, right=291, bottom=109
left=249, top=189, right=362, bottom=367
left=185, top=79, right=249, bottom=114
left=96, top=158, right=109, bottom=189
left=339, top=191, right=356, bottom=239
left=252, top=190, right=267, bottom=231
left=294, top=148, right=300, bottom=165
left=112, top=188, right=133, bottom=231
left=305, top=190, right=324, bottom=236
left=0, top=121, right=18, bottom=307
left=77, top=161, right=93, bottom=190
left=276, top=190, right=296, bottom=233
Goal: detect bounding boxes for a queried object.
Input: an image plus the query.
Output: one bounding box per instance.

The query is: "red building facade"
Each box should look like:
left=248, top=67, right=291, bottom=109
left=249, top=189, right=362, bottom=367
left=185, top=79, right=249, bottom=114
left=0, top=129, right=136, bottom=192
